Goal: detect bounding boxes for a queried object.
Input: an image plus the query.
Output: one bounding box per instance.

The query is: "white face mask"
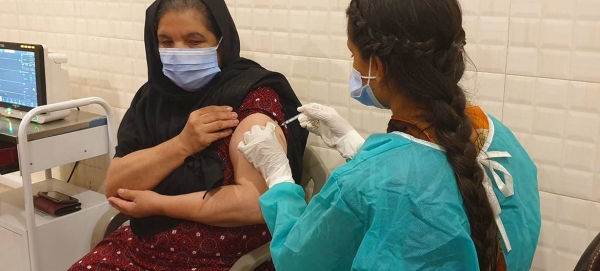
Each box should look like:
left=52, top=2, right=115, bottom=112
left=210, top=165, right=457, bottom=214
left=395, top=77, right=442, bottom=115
left=159, top=38, right=223, bottom=92
left=349, top=57, right=388, bottom=109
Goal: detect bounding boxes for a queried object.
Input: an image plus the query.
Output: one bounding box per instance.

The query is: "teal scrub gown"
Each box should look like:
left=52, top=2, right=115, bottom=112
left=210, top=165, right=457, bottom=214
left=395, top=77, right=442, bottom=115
left=259, top=115, right=541, bottom=271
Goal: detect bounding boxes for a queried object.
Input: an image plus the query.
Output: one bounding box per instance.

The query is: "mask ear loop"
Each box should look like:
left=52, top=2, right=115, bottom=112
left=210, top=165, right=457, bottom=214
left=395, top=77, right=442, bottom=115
left=215, top=37, right=224, bottom=49
left=367, top=57, right=372, bottom=85
left=362, top=57, right=376, bottom=83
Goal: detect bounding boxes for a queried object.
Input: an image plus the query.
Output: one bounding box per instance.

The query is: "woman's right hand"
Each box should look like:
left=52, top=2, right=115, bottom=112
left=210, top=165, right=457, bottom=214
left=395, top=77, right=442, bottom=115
left=298, top=103, right=355, bottom=143
left=176, top=106, right=239, bottom=156
left=298, top=103, right=365, bottom=159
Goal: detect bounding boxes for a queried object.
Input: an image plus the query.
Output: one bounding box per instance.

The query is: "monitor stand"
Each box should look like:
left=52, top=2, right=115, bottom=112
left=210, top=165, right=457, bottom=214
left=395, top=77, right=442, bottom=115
left=0, top=108, right=70, bottom=124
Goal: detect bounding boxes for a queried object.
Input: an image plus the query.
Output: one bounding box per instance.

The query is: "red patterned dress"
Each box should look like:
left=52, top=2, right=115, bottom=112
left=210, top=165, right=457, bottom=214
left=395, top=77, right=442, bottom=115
left=69, top=87, right=284, bottom=271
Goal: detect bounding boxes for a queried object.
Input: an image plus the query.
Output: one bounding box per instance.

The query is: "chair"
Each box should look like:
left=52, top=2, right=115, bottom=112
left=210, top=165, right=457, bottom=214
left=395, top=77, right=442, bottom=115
left=574, top=232, right=600, bottom=271
left=91, top=145, right=331, bottom=271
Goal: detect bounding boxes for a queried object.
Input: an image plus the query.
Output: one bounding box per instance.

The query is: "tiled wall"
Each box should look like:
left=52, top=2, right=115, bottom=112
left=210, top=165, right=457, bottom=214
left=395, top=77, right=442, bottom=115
left=0, top=0, right=599, bottom=269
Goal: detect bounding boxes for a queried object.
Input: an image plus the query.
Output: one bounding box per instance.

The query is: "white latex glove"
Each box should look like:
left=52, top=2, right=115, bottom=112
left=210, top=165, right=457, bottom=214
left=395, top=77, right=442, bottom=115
left=298, top=103, right=365, bottom=159
left=237, top=122, right=294, bottom=188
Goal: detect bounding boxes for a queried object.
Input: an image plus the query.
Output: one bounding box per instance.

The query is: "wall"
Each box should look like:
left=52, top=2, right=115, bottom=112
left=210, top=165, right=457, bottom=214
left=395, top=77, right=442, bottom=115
left=0, top=0, right=599, bottom=270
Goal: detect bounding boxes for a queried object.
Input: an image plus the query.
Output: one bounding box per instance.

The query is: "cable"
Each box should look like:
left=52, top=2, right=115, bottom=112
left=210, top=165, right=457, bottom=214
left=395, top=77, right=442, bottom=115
left=66, top=161, right=79, bottom=183
left=67, top=109, right=81, bottom=182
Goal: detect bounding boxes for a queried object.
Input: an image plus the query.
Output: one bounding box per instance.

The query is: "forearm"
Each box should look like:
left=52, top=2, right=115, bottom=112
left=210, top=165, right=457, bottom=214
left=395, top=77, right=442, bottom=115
left=104, top=136, right=189, bottom=198
left=159, top=184, right=265, bottom=227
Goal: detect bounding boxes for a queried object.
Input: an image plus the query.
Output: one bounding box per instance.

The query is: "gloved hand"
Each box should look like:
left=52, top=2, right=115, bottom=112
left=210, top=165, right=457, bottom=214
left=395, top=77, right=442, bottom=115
left=298, top=103, right=365, bottom=159
left=238, top=122, right=294, bottom=188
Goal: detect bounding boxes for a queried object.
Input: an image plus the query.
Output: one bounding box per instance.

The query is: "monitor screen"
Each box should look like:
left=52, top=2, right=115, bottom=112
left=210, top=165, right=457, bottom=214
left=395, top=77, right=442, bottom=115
left=0, top=42, right=46, bottom=111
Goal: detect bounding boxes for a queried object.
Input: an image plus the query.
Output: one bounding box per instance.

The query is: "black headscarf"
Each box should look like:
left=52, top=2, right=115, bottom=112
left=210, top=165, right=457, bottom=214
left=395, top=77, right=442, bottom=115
left=116, top=0, right=307, bottom=237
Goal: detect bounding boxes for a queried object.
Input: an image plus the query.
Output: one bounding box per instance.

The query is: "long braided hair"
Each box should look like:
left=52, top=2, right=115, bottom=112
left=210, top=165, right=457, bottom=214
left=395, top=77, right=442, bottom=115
left=346, top=0, right=499, bottom=269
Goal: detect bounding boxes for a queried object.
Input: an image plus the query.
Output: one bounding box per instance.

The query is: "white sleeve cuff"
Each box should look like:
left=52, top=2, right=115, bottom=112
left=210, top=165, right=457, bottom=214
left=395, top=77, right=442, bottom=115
left=338, top=130, right=365, bottom=160
left=267, top=175, right=295, bottom=189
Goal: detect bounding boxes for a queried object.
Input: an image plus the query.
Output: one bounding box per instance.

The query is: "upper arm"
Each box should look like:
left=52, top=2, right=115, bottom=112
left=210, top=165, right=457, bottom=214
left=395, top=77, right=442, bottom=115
left=229, top=113, right=287, bottom=190
left=114, top=89, right=146, bottom=158
left=107, top=157, right=122, bottom=171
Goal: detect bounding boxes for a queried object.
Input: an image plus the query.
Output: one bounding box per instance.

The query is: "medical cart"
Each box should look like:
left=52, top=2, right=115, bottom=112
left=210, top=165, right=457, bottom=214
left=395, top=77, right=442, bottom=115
left=0, top=97, right=116, bottom=271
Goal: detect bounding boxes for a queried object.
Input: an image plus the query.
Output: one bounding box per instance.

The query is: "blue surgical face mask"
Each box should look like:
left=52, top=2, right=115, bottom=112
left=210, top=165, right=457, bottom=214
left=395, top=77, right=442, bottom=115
left=349, top=57, right=388, bottom=109
left=159, top=38, right=222, bottom=92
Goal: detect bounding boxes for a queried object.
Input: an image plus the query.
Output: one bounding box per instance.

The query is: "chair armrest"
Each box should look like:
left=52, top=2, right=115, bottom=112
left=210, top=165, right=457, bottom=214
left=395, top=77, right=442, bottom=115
left=91, top=208, right=130, bottom=250
left=574, top=232, right=600, bottom=271
left=301, top=146, right=331, bottom=198
left=230, top=242, right=272, bottom=271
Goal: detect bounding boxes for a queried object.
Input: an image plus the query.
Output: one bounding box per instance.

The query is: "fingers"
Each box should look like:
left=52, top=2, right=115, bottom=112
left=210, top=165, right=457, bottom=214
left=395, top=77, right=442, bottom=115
left=303, top=124, right=320, bottom=135
left=191, top=110, right=239, bottom=139
left=297, top=103, right=321, bottom=113
left=117, top=189, right=135, bottom=200
left=193, top=105, right=233, bottom=116
left=108, top=201, right=125, bottom=214
left=108, top=197, right=133, bottom=214
left=298, top=103, right=328, bottom=121
left=242, top=128, right=253, bottom=144
left=207, top=128, right=234, bottom=142
left=298, top=114, right=308, bottom=124
left=180, top=106, right=239, bottom=154
left=203, top=119, right=240, bottom=132
left=300, top=120, right=315, bottom=129
left=250, top=123, right=264, bottom=135
left=298, top=112, right=320, bottom=131
left=299, top=114, right=319, bottom=133
left=195, top=111, right=238, bottom=124
left=241, top=123, right=277, bottom=145
left=237, top=140, right=248, bottom=152
left=242, top=124, right=263, bottom=144
left=250, top=122, right=276, bottom=136
left=237, top=123, right=282, bottom=166
left=265, top=122, right=276, bottom=131
left=108, top=199, right=125, bottom=213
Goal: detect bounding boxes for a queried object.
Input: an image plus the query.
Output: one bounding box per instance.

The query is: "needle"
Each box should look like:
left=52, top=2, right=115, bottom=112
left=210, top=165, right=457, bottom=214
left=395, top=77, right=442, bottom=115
left=281, top=113, right=302, bottom=128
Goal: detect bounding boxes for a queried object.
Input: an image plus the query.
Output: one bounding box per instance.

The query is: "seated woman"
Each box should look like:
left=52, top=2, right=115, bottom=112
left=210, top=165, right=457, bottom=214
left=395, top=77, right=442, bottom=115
left=69, top=0, right=307, bottom=270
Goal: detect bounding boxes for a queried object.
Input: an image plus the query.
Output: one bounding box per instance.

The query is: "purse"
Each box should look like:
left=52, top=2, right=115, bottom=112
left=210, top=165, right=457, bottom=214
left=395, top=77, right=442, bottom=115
left=33, top=195, right=82, bottom=216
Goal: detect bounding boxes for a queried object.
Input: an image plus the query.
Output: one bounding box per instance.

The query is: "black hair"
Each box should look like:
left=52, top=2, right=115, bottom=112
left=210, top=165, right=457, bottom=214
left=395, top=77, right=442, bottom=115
left=346, top=0, right=498, bottom=270
left=156, top=0, right=222, bottom=39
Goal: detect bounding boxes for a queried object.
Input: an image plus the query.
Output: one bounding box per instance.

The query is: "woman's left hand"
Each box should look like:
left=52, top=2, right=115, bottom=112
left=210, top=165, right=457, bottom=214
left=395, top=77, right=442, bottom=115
left=108, top=189, right=164, bottom=218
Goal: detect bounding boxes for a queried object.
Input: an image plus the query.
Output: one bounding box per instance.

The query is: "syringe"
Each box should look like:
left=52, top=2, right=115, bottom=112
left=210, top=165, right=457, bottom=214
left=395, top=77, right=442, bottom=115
left=281, top=113, right=302, bottom=128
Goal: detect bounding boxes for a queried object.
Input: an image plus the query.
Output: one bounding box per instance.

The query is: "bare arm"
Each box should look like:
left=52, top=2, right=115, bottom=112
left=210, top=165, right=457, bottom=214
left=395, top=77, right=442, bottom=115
left=157, top=113, right=287, bottom=227
left=104, top=138, right=189, bottom=198
left=104, top=106, right=239, bottom=198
